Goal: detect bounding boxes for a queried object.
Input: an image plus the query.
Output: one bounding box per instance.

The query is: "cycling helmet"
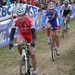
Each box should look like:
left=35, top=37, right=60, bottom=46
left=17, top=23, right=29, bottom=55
left=17, top=7, right=25, bottom=15
left=63, top=0, right=69, bottom=4
left=48, top=2, right=55, bottom=9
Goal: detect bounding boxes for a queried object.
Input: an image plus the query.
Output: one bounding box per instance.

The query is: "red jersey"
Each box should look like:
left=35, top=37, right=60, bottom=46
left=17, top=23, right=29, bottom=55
left=13, top=16, right=33, bottom=35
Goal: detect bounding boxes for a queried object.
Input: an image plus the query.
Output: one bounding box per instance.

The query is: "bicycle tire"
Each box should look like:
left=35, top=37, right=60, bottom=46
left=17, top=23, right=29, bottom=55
left=66, top=24, right=69, bottom=36
left=62, top=24, right=66, bottom=38
left=20, top=55, right=28, bottom=75
left=50, top=38, right=56, bottom=61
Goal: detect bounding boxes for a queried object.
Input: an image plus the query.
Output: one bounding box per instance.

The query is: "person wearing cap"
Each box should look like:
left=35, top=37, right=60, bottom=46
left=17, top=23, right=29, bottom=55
left=41, top=2, right=63, bottom=55
left=60, top=0, right=72, bottom=29
left=9, top=7, right=37, bottom=75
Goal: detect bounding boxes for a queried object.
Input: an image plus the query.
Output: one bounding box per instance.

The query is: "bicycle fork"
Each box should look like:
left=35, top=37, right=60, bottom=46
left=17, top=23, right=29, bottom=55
left=22, top=49, right=28, bottom=74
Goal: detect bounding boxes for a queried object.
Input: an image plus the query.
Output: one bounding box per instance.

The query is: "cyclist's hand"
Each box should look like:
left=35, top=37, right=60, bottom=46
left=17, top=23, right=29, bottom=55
left=58, top=26, right=62, bottom=29
left=31, top=40, right=36, bottom=48
left=41, top=26, right=45, bottom=30
left=9, top=41, right=13, bottom=50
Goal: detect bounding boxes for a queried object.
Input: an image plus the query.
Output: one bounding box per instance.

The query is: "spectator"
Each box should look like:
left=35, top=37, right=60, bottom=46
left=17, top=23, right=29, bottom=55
left=20, top=0, right=27, bottom=3
left=0, top=0, right=3, bottom=7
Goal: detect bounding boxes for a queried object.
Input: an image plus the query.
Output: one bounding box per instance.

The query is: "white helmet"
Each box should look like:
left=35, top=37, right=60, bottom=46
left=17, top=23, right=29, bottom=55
left=48, top=2, right=55, bottom=9
left=17, top=7, right=25, bottom=15
left=63, top=0, right=69, bottom=4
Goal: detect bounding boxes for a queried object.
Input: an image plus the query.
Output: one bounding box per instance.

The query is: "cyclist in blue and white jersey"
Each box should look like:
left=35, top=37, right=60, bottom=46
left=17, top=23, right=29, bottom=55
left=60, top=0, right=72, bottom=29
left=41, top=2, right=63, bottom=55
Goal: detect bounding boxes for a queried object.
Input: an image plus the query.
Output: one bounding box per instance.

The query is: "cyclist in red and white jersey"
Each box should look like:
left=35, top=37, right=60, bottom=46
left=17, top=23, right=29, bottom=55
left=60, top=0, right=72, bottom=29
left=9, top=7, right=37, bottom=75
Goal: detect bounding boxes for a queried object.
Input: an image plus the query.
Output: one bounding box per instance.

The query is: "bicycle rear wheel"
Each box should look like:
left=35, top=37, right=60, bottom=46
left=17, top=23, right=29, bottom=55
left=20, top=55, right=28, bottom=75
left=50, top=38, right=56, bottom=61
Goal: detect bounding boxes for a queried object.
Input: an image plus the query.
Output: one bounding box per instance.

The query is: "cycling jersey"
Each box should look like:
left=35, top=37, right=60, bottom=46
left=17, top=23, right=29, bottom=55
left=41, top=9, right=63, bottom=30
left=12, top=16, right=33, bottom=42
left=60, top=4, right=72, bottom=17
left=13, top=16, right=33, bottom=34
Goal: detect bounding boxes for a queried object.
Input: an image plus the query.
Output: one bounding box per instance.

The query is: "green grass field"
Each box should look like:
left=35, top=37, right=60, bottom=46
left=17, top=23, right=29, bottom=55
left=0, top=20, right=75, bottom=74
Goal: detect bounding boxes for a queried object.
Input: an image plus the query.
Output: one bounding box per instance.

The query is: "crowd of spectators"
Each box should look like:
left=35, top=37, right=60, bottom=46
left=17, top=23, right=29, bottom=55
left=0, top=0, right=39, bottom=7
left=0, top=0, right=75, bottom=8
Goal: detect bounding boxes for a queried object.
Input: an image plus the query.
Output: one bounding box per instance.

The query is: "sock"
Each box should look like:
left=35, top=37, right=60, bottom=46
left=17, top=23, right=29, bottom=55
left=57, top=47, right=60, bottom=50
left=33, top=70, right=37, bottom=74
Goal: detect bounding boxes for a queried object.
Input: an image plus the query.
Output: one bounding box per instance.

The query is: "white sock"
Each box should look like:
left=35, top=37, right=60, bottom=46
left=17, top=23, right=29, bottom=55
left=33, top=70, right=37, bottom=74
left=47, top=36, right=50, bottom=39
left=57, top=47, right=60, bottom=50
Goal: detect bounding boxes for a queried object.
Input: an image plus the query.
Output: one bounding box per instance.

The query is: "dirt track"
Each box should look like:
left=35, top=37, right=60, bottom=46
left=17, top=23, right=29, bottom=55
left=0, top=26, right=75, bottom=75
left=37, top=29, right=75, bottom=75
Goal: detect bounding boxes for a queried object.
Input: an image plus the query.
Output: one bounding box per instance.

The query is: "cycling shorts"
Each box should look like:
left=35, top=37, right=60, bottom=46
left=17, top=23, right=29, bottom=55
left=47, top=20, right=59, bottom=30
left=18, top=32, right=32, bottom=44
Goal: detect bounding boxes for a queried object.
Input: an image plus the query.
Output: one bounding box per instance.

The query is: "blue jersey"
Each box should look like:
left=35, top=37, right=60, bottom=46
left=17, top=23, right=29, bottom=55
left=41, top=9, right=63, bottom=28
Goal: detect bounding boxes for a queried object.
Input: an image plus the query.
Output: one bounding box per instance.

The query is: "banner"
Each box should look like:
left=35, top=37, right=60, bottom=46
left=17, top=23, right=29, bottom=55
left=0, top=19, right=19, bottom=48
left=0, top=3, right=40, bottom=21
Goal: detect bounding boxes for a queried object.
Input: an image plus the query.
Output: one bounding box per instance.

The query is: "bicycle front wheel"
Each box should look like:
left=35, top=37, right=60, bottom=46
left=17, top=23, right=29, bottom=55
left=62, top=24, right=66, bottom=38
left=20, top=55, right=28, bottom=75
left=50, top=38, right=56, bottom=61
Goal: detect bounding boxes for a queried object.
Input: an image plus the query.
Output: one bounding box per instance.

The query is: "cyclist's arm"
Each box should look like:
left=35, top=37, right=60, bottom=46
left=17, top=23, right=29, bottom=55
left=58, top=16, right=63, bottom=26
left=41, top=10, right=47, bottom=28
left=60, top=5, right=64, bottom=16
left=31, top=28, right=36, bottom=41
left=27, top=16, right=36, bottom=42
left=10, top=27, right=16, bottom=42
left=55, top=9, right=63, bottom=26
left=10, top=19, right=17, bottom=42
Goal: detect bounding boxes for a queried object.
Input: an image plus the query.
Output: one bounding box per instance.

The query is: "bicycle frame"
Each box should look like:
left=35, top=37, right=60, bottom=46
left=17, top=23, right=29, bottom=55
left=62, top=17, right=69, bottom=38
left=11, top=43, right=32, bottom=75
left=50, top=29, right=57, bottom=61
left=22, top=46, right=28, bottom=74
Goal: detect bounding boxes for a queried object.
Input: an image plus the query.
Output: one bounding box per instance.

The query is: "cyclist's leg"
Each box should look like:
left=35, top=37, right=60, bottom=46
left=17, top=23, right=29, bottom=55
left=17, top=32, right=25, bottom=55
left=54, top=29, right=60, bottom=55
left=27, top=35, right=37, bottom=74
left=63, top=16, right=66, bottom=26
left=54, top=30, right=60, bottom=48
left=52, top=19, right=60, bottom=55
left=66, top=14, right=70, bottom=29
left=46, top=23, right=51, bottom=44
left=29, top=45, right=37, bottom=74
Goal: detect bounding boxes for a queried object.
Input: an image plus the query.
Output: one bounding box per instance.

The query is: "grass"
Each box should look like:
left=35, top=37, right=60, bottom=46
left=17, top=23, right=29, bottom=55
left=0, top=46, right=19, bottom=69
left=0, top=20, right=75, bottom=74
left=61, top=47, right=75, bottom=75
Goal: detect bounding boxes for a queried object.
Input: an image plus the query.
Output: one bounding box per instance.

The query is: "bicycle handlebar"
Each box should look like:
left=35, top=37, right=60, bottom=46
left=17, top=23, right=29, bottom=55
left=10, top=43, right=28, bottom=52
left=13, top=43, right=27, bottom=46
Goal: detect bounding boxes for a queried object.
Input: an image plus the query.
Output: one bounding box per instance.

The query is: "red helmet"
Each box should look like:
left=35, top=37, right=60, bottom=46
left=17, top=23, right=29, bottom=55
left=48, top=2, right=56, bottom=9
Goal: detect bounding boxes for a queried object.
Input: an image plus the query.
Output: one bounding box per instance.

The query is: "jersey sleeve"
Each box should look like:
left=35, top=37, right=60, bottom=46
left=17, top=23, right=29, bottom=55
left=55, top=9, right=60, bottom=16
left=41, top=10, right=47, bottom=27
left=55, top=9, right=63, bottom=26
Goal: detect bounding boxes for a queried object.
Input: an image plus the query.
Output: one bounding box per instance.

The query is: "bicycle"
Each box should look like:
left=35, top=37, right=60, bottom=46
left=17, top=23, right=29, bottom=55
left=50, top=27, right=59, bottom=61
left=62, top=17, right=69, bottom=38
left=10, top=43, right=33, bottom=75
